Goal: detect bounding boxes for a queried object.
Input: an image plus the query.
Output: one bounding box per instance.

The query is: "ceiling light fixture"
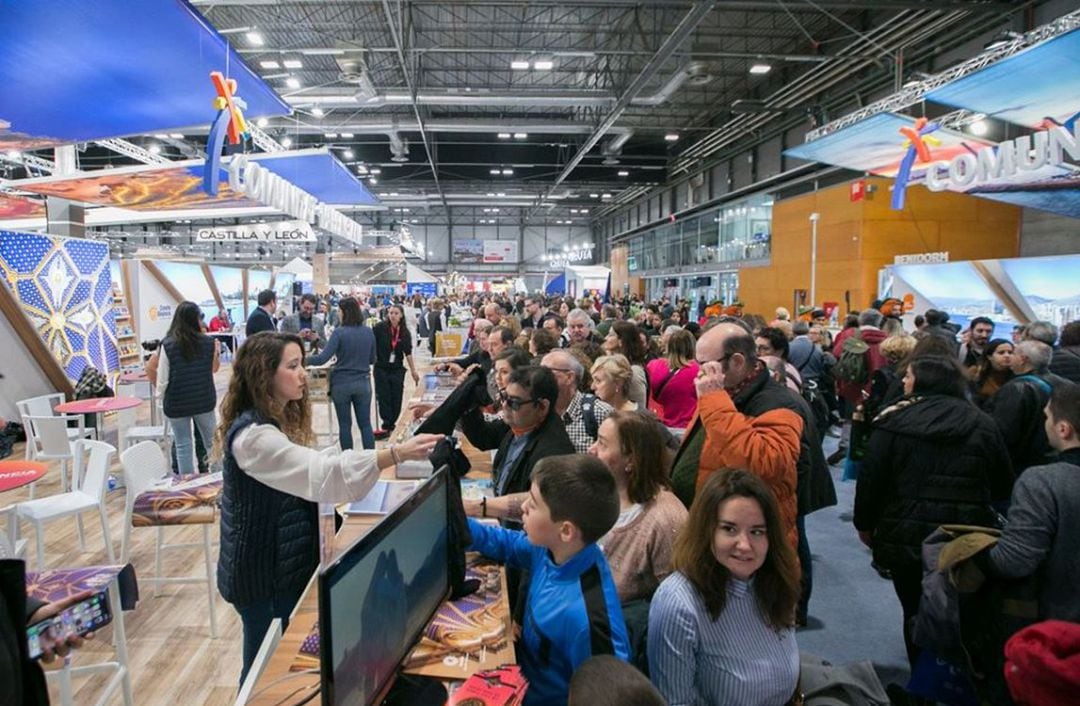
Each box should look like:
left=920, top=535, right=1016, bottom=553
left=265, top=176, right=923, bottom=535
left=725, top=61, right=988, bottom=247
left=490, top=168, right=501, bottom=175
left=502, top=168, right=514, bottom=175
left=325, top=132, right=338, bottom=138
left=285, top=77, right=301, bottom=89
left=283, top=59, right=303, bottom=69
left=589, top=193, right=599, bottom=198
left=664, top=133, right=679, bottom=142
left=260, top=60, right=280, bottom=69
left=497, top=133, right=511, bottom=139
left=513, top=133, right=528, bottom=139
left=340, top=132, right=354, bottom=138
left=749, top=63, right=772, bottom=75
left=311, top=107, right=325, bottom=117
left=281, top=137, right=293, bottom=148
left=369, top=177, right=378, bottom=184
left=617, top=170, right=629, bottom=177
left=148, top=144, right=162, bottom=154
left=369, top=168, right=381, bottom=174
left=343, top=149, right=354, bottom=159
left=245, top=31, right=264, bottom=46
left=533, top=60, right=554, bottom=71
left=969, top=119, right=989, bottom=136
left=601, top=193, right=611, bottom=199
left=256, top=117, right=269, bottom=128
left=168, top=133, right=184, bottom=139
left=511, top=60, right=530, bottom=70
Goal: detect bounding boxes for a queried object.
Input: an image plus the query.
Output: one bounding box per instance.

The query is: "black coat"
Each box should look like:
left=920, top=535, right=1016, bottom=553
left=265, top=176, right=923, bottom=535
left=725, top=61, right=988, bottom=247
left=733, top=370, right=837, bottom=516
left=986, top=374, right=1062, bottom=473
left=0, top=560, right=48, bottom=706
left=459, top=407, right=575, bottom=505
left=854, top=395, right=1014, bottom=570
left=1049, top=346, right=1080, bottom=385
left=244, top=306, right=276, bottom=337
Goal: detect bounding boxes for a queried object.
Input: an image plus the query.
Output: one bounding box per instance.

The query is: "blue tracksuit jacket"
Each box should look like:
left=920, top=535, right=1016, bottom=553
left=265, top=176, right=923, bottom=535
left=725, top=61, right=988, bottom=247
left=467, top=518, right=631, bottom=706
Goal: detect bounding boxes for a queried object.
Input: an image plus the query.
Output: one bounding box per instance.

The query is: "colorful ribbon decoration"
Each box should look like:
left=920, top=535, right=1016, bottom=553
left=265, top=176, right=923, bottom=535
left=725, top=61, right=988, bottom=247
left=203, top=71, right=250, bottom=196
left=892, top=117, right=942, bottom=210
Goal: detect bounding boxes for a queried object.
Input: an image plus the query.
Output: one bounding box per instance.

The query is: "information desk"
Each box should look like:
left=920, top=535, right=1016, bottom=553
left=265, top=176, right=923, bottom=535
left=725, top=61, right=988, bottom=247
left=245, top=445, right=512, bottom=705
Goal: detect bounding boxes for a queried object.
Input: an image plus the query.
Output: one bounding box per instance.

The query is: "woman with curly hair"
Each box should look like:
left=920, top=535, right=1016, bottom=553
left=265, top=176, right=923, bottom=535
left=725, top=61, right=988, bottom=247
left=213, top=332, right=442, bottom=685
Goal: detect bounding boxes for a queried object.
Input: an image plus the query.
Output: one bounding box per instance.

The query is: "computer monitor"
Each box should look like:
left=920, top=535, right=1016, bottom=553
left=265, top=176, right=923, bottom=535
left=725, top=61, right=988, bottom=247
left=318, top=467, right=450, bottom=706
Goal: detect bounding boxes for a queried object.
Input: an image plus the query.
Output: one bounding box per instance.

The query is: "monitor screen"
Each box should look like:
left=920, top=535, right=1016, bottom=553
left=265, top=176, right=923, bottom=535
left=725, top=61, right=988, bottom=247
left=319, top=468, right=450, bottom=706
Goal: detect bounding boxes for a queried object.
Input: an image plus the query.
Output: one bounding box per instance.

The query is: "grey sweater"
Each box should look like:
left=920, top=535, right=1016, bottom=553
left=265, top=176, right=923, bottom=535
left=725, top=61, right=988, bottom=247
left=988, top=447, right=1080, bottom=622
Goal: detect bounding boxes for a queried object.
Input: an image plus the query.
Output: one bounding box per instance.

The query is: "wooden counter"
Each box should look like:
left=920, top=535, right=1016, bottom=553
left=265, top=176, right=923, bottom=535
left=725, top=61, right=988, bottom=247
left=245, top=393, right=503, bottom=705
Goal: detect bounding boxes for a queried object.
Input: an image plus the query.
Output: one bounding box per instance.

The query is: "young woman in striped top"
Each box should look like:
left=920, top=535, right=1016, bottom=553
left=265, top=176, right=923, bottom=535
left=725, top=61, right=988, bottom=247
left=648, top=469, right=801, bottom=706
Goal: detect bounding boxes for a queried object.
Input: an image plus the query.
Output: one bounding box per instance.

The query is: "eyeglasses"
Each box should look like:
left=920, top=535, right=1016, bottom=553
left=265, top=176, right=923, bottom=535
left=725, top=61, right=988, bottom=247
left=499, top=392, right=540, bottom=410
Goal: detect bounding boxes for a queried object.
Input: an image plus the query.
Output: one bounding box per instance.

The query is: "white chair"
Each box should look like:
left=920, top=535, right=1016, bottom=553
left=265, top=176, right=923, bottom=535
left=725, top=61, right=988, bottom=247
left=0, top=505, right=27, bottom=558
left=22, top=415, right=84, bottom=496
left=118, top=402, right=170, bottom=453
left=17, top=439, right=116, bottom=569
left=17, top=393, right=96, bottom=452
left=120, top=441, right=219, bottom=638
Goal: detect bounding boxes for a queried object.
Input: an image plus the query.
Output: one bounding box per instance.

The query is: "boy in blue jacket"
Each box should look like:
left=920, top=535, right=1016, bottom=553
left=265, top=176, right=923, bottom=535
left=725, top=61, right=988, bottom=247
left=467, top=454, right=630, bottom=706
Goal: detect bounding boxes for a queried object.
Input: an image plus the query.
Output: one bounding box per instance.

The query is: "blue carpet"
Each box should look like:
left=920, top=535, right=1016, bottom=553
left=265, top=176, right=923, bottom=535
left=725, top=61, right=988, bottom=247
left=797, top=435, right=911, bottom=689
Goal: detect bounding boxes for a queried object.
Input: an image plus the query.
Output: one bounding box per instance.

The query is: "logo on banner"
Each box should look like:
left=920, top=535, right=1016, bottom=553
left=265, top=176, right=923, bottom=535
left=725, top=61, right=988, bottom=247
left=891, top=118, right=941, bottom=210
left=195, top=220, right=316, bottom=242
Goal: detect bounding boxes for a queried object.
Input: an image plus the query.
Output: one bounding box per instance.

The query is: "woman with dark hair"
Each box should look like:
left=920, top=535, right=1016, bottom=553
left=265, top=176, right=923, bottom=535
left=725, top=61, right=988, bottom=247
left=307, top=297, right=377, bottom=450
left=855, top=355, right=1014, bottom=674
left=589, top=410, right=687, bottom=603
left=212, top=332, right=440, bottom=684
left=648, top=469, right=801, bottom=706
left=973, top=339, right=1015, bottom=405
left=372, top=304, right=420, bottom=440
left=150, top=301, right=220, bottom=476
left=603, top=320, right=648, bottom=409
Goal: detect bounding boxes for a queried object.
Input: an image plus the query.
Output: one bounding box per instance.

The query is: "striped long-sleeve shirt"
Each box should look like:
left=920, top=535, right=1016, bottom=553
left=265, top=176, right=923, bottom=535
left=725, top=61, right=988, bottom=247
left=648, top=572, right=798, bottom=706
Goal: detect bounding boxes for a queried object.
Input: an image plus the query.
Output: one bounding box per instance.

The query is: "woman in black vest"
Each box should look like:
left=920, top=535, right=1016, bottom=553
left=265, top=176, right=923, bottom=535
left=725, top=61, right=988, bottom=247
left=212, top=332, right=442, bottom=685
left=372, top=304, right=420, bottom=440
left=151, top=301, right=219, bottom=476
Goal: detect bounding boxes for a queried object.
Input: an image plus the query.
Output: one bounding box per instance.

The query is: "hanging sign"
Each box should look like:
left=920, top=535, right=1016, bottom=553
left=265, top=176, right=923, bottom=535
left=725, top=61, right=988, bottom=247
left=195, top=219, right=316, bottom=242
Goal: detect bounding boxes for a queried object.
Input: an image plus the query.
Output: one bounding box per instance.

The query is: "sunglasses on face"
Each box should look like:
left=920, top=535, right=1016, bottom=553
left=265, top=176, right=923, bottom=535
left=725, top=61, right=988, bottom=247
left=499, top=392, right=539, bottom=410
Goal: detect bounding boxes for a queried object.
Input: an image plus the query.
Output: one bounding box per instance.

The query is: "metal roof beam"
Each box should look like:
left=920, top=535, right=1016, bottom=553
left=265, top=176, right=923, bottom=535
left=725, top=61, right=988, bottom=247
left=536, top=1, right=715, bottom=208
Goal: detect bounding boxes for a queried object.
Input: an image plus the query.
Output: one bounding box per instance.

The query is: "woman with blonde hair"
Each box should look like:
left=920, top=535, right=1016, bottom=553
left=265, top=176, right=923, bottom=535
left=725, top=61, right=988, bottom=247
left=591, top=354, right=637, bottom=411
left=213, top=332, right=441, bottom=684
left=645, top=329, right=699, bottom=428
left=649, top=469, right=801, bottom=705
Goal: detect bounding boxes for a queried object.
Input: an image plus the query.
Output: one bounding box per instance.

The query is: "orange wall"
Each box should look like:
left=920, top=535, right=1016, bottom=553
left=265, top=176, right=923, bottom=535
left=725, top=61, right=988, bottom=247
left=610, top=244, right=643, bottom=297
left=738, top=177, right=1021, bottom=316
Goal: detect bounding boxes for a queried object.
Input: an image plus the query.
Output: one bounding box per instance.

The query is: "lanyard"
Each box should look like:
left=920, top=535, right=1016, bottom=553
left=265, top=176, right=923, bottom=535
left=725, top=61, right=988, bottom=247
left=390, top=325, right=401, bottom=351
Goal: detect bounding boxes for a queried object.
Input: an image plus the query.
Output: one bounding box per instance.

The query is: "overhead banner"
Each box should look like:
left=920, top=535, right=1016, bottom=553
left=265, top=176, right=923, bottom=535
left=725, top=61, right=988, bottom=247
left=196, top=220, right=316, bottom=242
left=0, top=0, right=288, bottom=152
left=483, top=240, right=519, bottom=263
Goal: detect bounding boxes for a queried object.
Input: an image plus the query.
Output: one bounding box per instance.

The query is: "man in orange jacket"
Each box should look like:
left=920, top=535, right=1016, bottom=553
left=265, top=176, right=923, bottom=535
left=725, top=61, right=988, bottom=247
left=670, top=320, right=803, bottom=550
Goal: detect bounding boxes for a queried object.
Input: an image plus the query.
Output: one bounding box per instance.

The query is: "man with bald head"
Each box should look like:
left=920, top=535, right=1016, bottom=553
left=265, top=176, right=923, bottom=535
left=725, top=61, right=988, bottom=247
left=541, top=349, right=612, bottom=453
left=674, top=319, right=835, bottom=622
left=484, top=302, right=504, bottom=327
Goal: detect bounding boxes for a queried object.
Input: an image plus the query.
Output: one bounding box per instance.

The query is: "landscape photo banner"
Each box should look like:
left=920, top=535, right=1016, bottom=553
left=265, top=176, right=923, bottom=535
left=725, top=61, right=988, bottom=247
left=483, top=240, right=519, bottom=263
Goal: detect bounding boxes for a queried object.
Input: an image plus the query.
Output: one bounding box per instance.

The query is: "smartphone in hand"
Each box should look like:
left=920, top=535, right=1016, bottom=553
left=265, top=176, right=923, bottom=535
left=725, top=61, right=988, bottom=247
left=26, top=591, right=111, bottom=661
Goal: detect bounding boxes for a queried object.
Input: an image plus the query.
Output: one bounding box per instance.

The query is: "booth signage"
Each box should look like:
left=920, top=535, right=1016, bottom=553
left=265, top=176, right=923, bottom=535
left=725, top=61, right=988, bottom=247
left=195, top=220, right=316, bottom=242
left=918, top=122, right=1080, bottom=193
left=894, top=251, right=949, bottom=265
left=226, top=155, right=365, bottom=244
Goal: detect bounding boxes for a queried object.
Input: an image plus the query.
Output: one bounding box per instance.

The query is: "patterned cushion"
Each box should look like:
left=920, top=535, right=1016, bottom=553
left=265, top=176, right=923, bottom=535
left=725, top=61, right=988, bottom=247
left=132, top=479, right=222, bottom=527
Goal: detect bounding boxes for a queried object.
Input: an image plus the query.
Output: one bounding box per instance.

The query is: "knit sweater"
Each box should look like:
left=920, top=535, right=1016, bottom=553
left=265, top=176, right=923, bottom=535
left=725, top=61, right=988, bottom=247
left=648, top=572, right=799, bottom=706
left=599, top=490, right=688, bottom=603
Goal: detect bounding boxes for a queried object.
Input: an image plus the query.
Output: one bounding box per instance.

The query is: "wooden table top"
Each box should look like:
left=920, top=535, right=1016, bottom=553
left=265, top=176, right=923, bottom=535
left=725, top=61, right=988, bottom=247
left=246, top=390, right=499, bottom=705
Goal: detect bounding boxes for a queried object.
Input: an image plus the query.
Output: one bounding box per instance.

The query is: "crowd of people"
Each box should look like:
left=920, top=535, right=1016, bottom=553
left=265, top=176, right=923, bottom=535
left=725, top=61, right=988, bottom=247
left=6, top=284, right=1080, bottom=706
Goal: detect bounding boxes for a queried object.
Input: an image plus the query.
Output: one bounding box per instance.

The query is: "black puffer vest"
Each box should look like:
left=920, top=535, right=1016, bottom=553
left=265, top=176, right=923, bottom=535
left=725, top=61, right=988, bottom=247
left=162, top=336, right=216, bottom=418
left=217, top=411, right=319, bottom=607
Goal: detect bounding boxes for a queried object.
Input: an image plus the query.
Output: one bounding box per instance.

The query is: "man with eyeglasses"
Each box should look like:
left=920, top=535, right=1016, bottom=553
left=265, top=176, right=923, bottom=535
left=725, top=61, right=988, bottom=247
left=541, top=350, right=613, bottom=454
left=670, top=320, right=835, bottom=625
left=458, top=366, right=575, bottom=528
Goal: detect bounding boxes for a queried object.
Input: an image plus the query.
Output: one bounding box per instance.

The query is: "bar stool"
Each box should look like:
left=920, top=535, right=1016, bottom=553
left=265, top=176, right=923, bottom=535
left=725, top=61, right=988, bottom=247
left=119, top=441, right=219, bottom=638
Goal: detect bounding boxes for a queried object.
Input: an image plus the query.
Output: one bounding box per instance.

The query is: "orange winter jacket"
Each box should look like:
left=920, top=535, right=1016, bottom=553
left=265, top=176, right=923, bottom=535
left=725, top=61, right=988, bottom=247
left=693, top=389, right=803, bottom=551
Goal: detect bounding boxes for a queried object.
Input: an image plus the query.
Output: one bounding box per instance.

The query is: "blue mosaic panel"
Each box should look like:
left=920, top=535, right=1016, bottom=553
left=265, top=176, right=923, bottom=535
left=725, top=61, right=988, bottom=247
left=0, top=231, right=119, bottom=385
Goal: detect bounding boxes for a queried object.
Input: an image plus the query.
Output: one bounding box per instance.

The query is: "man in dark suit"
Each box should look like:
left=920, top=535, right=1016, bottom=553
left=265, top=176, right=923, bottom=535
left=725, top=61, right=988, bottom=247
left=458, top=366, right=574, bottom=527
left=245, top=289, right=278, bottom=337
